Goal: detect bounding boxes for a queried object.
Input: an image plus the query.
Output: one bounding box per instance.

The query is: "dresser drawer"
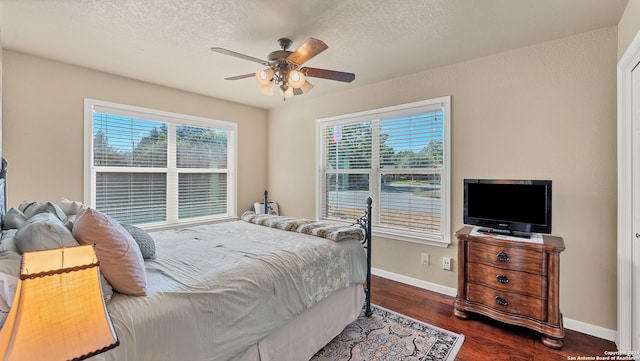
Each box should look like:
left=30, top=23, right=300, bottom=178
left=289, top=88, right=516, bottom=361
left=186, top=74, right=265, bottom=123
left=467, top=262, right=546, bottom=297
left=466, top=283, right=545, bottom=320
left=467, top=241, right=544, bottom=274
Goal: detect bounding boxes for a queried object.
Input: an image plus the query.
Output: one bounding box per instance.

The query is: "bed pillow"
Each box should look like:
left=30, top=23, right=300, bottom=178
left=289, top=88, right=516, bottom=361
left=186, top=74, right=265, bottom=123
left=121, top=223, right=156, bottom=260
left=27, top=202, right=67, bottom=222
left=14, top=213, right=79, bottom=253
left=64, top=214, right=77, bottom=232
left=99, top=273, right=114, bottom=304
left=2, top=208, right=27, bottom=230
left=58, top=198, right=86, bottom=217
left=72, top=208, right=147, bottom=296
left=18, top=200, right=42, bottom=217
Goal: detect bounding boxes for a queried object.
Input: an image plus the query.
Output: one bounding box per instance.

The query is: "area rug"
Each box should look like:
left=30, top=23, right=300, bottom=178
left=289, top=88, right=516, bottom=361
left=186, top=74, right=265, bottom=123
left=311, top=305, right=464, bottom=361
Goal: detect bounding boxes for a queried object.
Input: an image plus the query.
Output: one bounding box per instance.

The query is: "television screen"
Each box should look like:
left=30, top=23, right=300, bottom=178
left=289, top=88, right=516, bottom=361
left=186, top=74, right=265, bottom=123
left=463, top=179, right=552, bottom=235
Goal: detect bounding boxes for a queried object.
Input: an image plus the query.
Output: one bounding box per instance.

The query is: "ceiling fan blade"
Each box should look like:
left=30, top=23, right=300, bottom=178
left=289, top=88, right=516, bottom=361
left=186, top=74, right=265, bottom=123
left=211, top=47, right=269, bottom=66
left=301, top=67, right=355, bottom=83
left=287, top=38, right=328, bottom=65
left=224, top=73, right=255, bottom=80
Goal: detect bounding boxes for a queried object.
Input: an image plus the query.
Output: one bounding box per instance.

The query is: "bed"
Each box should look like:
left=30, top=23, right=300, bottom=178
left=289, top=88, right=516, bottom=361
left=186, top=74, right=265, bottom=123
left=0, top=159, right=373, bottom=361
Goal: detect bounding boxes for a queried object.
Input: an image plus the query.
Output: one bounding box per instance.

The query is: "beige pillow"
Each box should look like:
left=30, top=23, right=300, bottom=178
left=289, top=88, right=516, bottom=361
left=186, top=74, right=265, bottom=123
left=72, top=208, right=147, bottom=296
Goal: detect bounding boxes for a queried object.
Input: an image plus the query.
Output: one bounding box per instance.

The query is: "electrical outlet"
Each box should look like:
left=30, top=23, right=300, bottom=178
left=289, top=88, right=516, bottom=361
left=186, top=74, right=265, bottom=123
left=442, top=257, right=452, bottom=271
left=421, top=253, right=429, bottom=265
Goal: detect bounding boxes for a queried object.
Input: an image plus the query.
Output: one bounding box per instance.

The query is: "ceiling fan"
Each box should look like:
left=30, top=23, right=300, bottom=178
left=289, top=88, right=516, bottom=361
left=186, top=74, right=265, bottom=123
left=211, top=37, right=355, bottom=100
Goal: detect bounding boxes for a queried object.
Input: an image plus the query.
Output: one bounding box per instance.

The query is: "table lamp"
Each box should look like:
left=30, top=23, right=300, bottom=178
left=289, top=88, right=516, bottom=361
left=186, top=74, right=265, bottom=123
left=0, top=245, right=119, bottom=360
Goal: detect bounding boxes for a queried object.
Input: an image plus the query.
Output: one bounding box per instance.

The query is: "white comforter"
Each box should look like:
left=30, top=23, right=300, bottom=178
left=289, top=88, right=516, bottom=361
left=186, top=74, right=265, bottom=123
left=91, top=220, right=367, bottom=361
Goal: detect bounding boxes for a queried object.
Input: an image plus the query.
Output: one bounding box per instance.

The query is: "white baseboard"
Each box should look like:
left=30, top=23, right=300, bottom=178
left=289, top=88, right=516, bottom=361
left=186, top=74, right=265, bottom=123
left=372, top=267, right=458, bottom=297
left=562, top=318, right=617, bottom=343
left=371, top=268, right=617, bottom=342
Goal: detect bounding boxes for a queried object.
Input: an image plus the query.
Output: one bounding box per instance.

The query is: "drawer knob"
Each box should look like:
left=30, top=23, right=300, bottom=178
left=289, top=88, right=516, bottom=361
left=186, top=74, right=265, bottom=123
left=496, top=251, right=510, bottom=262
left=495, top=296, right=509, bottom=306
left=496, top=274, right=509, bottom=284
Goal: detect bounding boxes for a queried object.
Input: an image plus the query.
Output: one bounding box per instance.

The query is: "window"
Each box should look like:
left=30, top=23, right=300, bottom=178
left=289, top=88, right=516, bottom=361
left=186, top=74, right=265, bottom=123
left=317, top=97, right=450, bottom=246
left=84, top=99, right=237, bottom=228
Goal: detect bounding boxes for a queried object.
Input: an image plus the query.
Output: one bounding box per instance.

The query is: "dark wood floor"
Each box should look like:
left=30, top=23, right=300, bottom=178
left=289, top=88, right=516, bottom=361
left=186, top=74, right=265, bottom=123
left=370, top=275, right=617, bottom=361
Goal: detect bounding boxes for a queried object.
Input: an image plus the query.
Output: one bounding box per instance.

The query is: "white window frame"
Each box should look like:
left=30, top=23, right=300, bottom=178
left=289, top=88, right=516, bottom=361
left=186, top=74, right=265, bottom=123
left=316, top=97, right=451, bottom=247
left=84, top=98, right=237, bottom=229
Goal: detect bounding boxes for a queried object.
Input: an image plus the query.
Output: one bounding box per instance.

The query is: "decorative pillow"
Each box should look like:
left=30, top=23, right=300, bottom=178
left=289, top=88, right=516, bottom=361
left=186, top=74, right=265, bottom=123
left=72, top=208, right=147, bottom=296
left=58, top=198, right=86, bottom=217
left=14, top=213, right=79, bottom=253
left=2, top=208, right=27, bottom=230
left=121, top=223, right=156, bottom=260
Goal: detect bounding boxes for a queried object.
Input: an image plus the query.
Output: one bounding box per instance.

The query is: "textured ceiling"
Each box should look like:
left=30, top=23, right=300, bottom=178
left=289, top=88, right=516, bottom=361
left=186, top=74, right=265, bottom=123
left=0, top=0, right=629, bottom=110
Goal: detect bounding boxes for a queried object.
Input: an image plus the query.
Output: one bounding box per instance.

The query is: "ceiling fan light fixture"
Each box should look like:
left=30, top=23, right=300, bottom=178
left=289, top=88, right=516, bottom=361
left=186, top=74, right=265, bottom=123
left=259, top=82, right=274, bottom=96
left=255, top=68, right=274, bottom=86
left=300, top=80, right=314, bottom=94
left=282, top=87, right=295, bottom=98
left=213, top=37, right=355, bottom=101
left=288, top=69, right=306, bottom=88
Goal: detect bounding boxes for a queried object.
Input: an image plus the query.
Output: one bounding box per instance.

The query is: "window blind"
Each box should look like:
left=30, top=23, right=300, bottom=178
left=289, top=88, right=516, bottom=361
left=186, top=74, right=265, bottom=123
left=86, top=99, right=237, bottom=227
left=317, top=97, right=450, bottom=245
left=378, top=110, right=444, bottom=234
left=321, top=122, right=372, bottom=220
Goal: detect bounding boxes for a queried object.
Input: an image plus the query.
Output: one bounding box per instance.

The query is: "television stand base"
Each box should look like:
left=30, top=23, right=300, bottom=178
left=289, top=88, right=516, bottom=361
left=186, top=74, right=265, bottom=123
left=478, top=228, right=532, bottom=239
left=454, top=226, right=565, bottom=349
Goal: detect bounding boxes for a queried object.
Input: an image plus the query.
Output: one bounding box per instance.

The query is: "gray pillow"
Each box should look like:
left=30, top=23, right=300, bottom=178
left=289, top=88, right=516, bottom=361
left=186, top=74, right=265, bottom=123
left=2, top=208, right=28, bottom=230
left=64, top=214, right=77, bottom=232
left=121, top=223, right=156, bottom=260
left=99, top=273, right=114, bottom=304
left=27, top=202, right=67, bottom=222
left=18, top=200, right=42, bottom=217
left=58, top=198, right=86, bottom=217
left=14, top=213, right=79, bottom=253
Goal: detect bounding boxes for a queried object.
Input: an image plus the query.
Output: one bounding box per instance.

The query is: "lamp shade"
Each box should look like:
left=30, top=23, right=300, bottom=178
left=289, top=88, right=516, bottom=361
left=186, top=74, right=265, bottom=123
left=288, top=69, right=306, bottom=88
left=259, top=82, right=274, bottom=96
left=255, top=68, right=274, bottom=86
left=300, top=80, right=314, bottom=94
left=0, top=245, right=119, bottom=361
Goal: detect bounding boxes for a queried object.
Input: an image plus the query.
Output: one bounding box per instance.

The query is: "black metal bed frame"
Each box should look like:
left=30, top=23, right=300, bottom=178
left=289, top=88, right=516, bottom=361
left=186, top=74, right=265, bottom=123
left=358, top=196, right=373, bottom=317
left=263, top=190, right=373, bottom=317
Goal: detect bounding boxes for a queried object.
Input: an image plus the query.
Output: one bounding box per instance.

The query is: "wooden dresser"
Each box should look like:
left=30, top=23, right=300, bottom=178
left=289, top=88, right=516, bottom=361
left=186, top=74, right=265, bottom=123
left=453, top=226, right=565, bottom=348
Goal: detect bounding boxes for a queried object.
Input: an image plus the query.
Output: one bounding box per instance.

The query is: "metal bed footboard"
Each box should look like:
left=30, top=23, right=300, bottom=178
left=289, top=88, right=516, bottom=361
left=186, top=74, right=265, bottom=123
left=356, top=197, right=373, bottom=317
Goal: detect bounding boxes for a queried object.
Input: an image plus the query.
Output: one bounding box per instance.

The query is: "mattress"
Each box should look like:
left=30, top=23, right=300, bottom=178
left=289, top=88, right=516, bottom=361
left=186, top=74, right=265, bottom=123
left=90, top=220, right=368, bottom=361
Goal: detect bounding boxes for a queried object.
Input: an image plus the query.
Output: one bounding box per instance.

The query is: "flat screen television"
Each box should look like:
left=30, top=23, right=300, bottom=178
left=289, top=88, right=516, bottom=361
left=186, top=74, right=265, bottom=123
left=463, top=179, right=552, bottom=236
